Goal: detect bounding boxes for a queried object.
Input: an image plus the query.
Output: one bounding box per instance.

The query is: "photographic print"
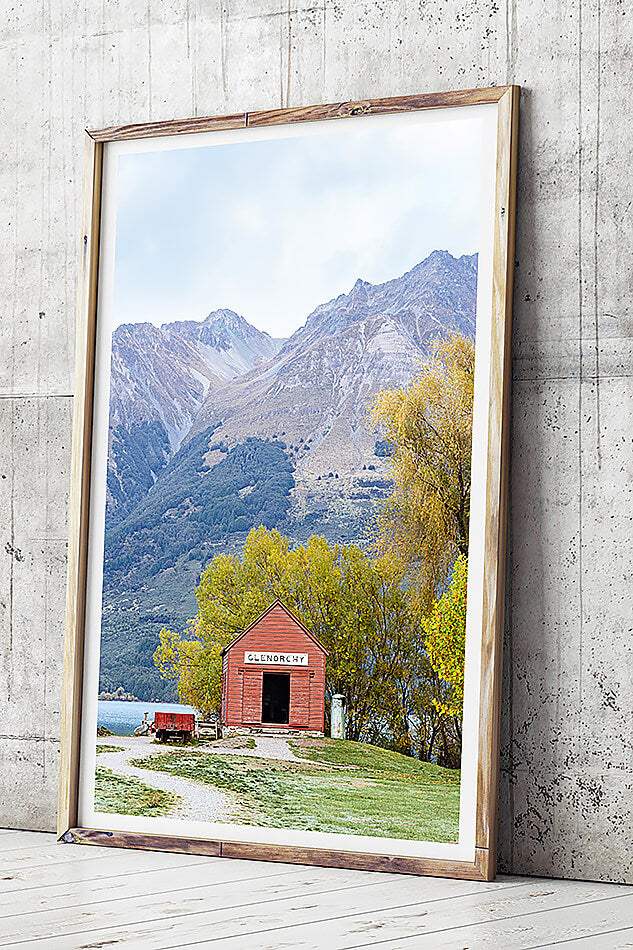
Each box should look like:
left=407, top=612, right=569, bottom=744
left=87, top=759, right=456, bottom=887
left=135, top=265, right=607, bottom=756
left=61, top=89, right=518, bottom=878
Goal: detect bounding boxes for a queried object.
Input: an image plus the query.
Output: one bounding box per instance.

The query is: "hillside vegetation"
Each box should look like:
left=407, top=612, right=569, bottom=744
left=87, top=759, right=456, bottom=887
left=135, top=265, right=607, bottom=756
left=131, top=737, right=460, bottom=842
left=100, top=431, right=295, bottom=698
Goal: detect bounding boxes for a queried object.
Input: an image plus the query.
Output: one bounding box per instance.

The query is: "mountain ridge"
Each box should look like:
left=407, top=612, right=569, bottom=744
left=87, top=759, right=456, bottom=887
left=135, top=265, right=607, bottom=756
left=187, top=250, right=477, bottom=477
left=106, top=307, right=283, bottom=523
left=100, top=249, right=479, bottom=701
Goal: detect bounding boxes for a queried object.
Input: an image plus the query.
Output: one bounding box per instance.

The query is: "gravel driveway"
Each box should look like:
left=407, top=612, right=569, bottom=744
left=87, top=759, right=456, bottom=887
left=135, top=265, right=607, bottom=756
left=97, top=736, right=231, bottom=822
left=204, top=735, right=303, bottom=762
left=96, top=733, right=304, bottom=821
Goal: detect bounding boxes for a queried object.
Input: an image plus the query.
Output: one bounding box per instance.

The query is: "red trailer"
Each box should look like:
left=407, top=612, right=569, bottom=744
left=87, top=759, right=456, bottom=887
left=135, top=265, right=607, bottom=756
left=151, top=711, right=195, bottom=743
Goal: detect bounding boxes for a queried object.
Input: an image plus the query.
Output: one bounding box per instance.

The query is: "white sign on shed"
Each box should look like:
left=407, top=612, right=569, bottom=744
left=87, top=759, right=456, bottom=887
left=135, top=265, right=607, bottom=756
left=244, top=651, right=309, bottom=666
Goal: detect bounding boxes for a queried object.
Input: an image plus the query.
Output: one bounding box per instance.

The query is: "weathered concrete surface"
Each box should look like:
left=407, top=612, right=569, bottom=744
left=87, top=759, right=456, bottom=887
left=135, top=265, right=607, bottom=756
left=1, top=0, right=631, bottom=882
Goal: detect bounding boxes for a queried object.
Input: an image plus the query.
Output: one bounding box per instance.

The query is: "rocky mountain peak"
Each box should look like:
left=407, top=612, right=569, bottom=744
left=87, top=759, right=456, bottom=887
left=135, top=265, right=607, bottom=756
left=203, top=308, right=249, bottom=332
left=111, top=307, right=282, bottom=426
left=190, top=251, right=478, bottom=465
left=108, top=252, right=477, bottom=527
left=283, top=250, right=477, bottom=353
left=405, top=248, right=476, bottom=276
left=351, top=277, right=371, bottom=292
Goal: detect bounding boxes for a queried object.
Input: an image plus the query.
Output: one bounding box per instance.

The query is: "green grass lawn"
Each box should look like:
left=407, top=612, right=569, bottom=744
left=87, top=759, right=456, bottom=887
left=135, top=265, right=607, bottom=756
left=131, top=737, right=460, bottom=842
left=94, top=766, right=181, bottom=817
left=96, top=744, right=125, bottom=754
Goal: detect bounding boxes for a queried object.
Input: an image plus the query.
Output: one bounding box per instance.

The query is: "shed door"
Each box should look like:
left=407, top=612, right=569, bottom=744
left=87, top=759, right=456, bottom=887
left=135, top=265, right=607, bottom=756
left=262, top=673, right=290, bottom=724
left=290, top=672, right=310, bottom=728
left=242, top=670, right=262, bottom=724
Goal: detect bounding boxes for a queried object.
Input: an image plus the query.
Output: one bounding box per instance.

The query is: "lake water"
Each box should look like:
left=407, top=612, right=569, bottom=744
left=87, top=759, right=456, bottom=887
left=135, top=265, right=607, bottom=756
left=97, top=699, right=196, bottom=736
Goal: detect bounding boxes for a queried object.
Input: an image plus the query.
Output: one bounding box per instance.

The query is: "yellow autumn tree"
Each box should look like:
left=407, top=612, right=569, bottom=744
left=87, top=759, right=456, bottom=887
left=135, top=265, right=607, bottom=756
left=370, top=332, right=475, bottom=615
left=422, top=555, right=468, bottom=721
left=154, top=525, right=413, bottom=739
left=153, top=627, right=220, bottom=719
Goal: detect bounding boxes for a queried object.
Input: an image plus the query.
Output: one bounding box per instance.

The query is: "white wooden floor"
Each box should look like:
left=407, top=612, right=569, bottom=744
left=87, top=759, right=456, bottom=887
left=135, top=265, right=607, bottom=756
left=1, top=831, right=632, bottom=949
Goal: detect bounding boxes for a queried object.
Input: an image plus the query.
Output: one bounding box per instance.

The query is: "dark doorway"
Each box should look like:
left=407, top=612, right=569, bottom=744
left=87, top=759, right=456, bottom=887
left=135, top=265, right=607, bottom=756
left=261, top=673, right=290, bottom=724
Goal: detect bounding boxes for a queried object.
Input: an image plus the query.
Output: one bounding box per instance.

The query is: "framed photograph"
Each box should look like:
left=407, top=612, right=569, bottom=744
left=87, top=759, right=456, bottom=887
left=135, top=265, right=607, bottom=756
left=59, top=86, right=518, bottom=880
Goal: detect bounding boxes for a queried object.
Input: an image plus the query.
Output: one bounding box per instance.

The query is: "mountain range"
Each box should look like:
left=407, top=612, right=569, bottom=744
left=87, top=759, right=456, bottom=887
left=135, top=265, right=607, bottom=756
left=107, top=310, right=283, bottom=522
left=99, top=250, right=478, bottom=701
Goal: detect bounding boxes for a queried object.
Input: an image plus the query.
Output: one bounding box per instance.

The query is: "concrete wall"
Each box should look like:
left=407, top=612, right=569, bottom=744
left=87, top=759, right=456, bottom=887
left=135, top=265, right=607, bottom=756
left=1, top=0, right=631, bottom=883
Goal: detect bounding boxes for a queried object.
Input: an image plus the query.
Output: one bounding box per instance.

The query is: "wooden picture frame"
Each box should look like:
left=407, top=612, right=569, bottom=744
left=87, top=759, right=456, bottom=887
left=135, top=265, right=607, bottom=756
left=59, top=86, right=519, bottom=880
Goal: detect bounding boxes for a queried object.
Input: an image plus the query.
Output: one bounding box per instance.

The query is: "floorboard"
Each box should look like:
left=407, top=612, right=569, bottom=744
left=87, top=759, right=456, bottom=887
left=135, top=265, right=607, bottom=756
left=0, top=832, right=630, bottom=949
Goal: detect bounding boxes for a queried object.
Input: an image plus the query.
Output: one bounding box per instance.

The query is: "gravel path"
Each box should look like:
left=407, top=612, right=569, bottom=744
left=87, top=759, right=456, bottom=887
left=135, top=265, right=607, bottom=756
left=98, top=733, right=303, bottom=761
left=96, top=733, right=304, bottom=821
left=204, top=735, right=304, bottom=762
left=97, top=736, right=231, bottom=822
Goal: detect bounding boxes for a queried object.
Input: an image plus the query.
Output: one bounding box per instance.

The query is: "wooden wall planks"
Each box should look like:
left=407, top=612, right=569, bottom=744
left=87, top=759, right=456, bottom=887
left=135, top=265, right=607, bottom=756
left=2, top=832, right=632, bottom=949
left=222, top=602, right=326, bottom=731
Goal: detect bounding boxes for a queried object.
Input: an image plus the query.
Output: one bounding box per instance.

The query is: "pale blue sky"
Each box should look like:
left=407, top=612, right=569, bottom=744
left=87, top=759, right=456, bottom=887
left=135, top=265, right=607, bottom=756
left=113, top=114, right=484, bottom=337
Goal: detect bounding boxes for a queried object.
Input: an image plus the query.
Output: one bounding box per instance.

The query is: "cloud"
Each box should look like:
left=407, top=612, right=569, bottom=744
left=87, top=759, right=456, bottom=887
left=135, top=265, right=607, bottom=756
left=112, top=111, right=484, bottom=336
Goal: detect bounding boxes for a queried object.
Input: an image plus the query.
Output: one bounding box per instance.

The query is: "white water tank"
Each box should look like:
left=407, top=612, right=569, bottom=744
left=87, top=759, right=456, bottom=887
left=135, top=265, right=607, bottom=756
left=330, top=694, right=346, bottom=739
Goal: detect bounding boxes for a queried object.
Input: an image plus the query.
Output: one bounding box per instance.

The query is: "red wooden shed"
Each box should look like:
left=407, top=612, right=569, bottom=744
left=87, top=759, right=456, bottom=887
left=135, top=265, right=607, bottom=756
left=220, top=600, right=327, bottom=734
